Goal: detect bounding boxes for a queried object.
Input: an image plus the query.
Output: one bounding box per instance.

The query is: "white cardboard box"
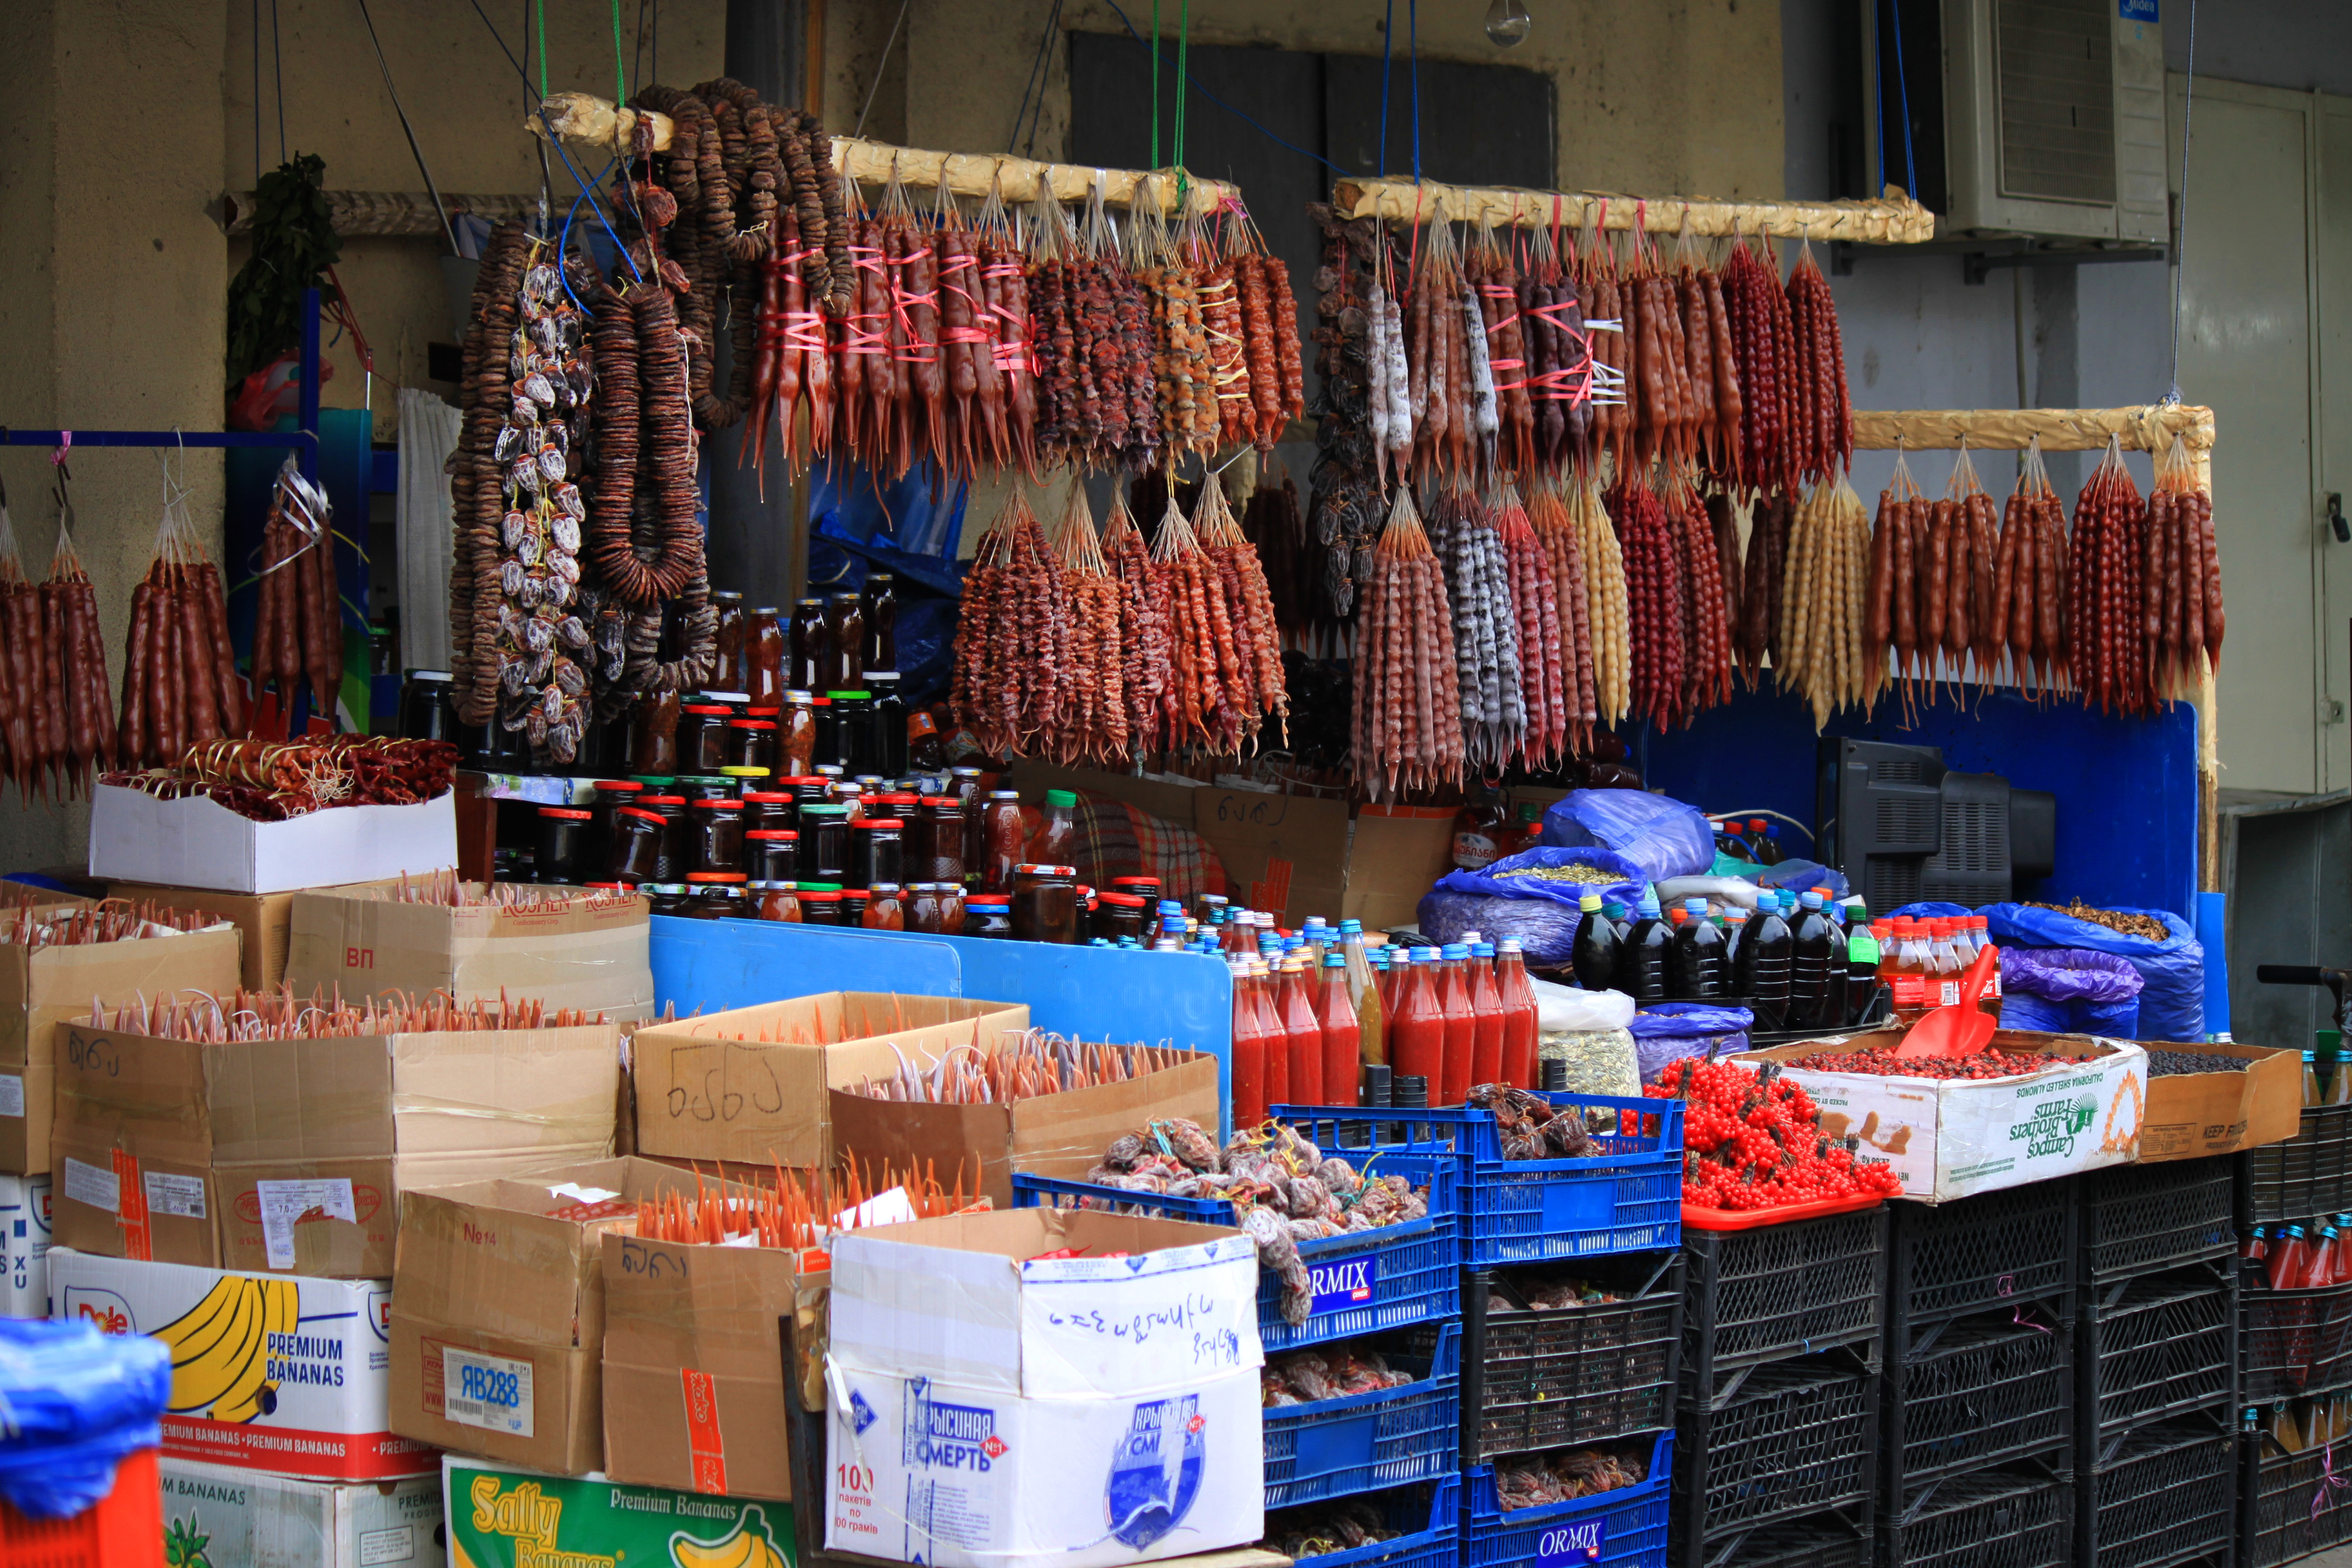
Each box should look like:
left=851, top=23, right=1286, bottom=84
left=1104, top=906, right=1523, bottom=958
left=49, top=1246, right=436, bottom=1480
left=1736, top=1033, right=2149, bottom=1201
left=160, top=1457, right=446, bottom=1568
left=827, top=1208, right=1261, bottom=1399
left=0, top=1173, right=50, bottom=1316
left=827, top=1357, right=1263, bottom=1568
left=88, top=784, right=457, bottom=895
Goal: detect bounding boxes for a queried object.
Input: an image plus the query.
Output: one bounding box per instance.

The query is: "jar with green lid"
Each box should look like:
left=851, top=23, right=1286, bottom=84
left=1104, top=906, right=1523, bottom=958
left=827, top=691, right=875, bottom=773
left=798, top=804, right=852, bottom=882
left=630, top=774, right=677, bottom=791
left=674, top=775, right=738, bottom=802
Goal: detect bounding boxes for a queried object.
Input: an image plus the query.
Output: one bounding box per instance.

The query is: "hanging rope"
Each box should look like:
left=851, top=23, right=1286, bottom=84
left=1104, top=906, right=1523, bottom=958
left=2166, top=0, right=2199, bottom=405
left=856, top=0, right=913, bottom=141
left=1409, top=0, right=1421, bottom=184
left=1379, top=0, right=1394, bottom=177
left=1172, top=0, right=1192, bottom=182
left=1149, top=0, right=1162, bottom=170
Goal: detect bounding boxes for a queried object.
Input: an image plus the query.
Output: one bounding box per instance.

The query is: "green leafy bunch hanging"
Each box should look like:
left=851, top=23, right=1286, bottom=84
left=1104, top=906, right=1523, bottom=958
left=225, top=153, right=340, bottom=387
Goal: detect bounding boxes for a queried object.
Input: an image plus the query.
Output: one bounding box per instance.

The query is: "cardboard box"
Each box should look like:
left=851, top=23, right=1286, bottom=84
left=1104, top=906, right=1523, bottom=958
left=88, top=783, right=458, bottom=895
left=0, top=1172, right=50, bottom=1316
left=600, top=1231, right=811, bottom=1501
left=631, top=994, right=1030, bottom=1170
left=2136, top=1039, right=2304, bottom=1161
left=828, top=1050, right=1220, bottom=1210
left=1735, top=1030, right=2149, bottom=1201
left=0, top=924, right=241, bottom=1176
left=161, top=1457, right=446, bottom=1568
left=287, top=884, right=653, bottom=1023
left=829, top=1208, right=1261, bottom=1399
left=444, top=1455, right=795, bottom=1568
left=52, top=1017, right=620, bottom=1275
left=826, top=1359, right=1263, bottom=1568
left=50, top=1246, right=434, bottom=1479
left=106, top=882, right=381, bottom=990
left=389, top=1158, right=728, bottom=1475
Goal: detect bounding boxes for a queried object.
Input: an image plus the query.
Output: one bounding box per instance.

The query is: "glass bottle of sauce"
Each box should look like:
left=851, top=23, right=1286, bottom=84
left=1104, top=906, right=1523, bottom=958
left=1252, top=960, right=1290, bottom=1113
left=1032, top=789, right=1079, bottom=865
left=1318, top=953, right=1362, bottom=1106
left=862, top=883, right=906, bottom=931
left=753, top=881, right=802, bottom=921
left=1468, top=941, right=1506, bottom=1090
left=781, top=692, right=818, bottom=776
left=860, top=573, right=898, bottom=672
left=746, top=606, right=785, bottom=707
left=1438, top=945, right=1477, bottom=1107
left=867, top=672, right=908, bottom=777
left=1390, top=950, right=1445, bottom=1097
left=1230, top=958, right=1271, bottom=1131
left=630, top=690, right=681, bottom=774
left=712, top=592, right=747, bottom=692
left=789, top=599, right=828, bottom=690
left=1278, top=956, right=1325, bottom=1106
left=825, top=592, right=865, bottom=691
left=980, top=791, right=1024, bottom=893
left=953, top=769, right=987, bottom=882
left=1496, top=939, right=1540, bottom=1090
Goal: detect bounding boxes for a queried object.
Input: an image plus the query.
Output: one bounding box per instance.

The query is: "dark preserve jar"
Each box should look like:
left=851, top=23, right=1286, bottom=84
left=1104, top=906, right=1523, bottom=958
left=742, top=792, right=794, bottom=834
left=691, top=799, right=745, bottom=875
left=868, top=672, right=908, bottom=776
left=839, top=888, right=869, bottom=926
left=860, top=574, right=898, bottom=672
left=713, top=592, right=747, bottom=691
left=964, top=895, right=1013, bottom=939
left=829, top=692, right=874, bottom=774
left=536, top=808, right=593, bottom=884
left=798, top=804, right=851, bottom=883
left=913, top=796, right=966, bottom=884
left=789, top=599, right=828, bottom=690
left=587, top=780, right=645, bottom=866
left=800, top=888, right=843, bottom=926
left=980, top=791, right=1024, bottom=894
left=811, top=696, right=843, bottom=772
left=1010, top=864, right=1078, bottom=945
left=644, top=883, right=691, bottom=917
left=906, top=883, right=943, bottom=934
left=851, top=817, right=904, bottom=890
left=747, top=607, right=786, bottom=707
left=640, top=795, right=689, bottom=882
left=630, top=690, right=681, bottom=774
left=862, top=883, right=906, bottom=930
left=683, top=872, right=748, bottom=919
left=745, top=828, right=798, bottom=882
left=1097, top=892, right=1148, bottom=945
left=753, top=881, right=802, bottom=921
left=605, top=806, right=667, bottom=884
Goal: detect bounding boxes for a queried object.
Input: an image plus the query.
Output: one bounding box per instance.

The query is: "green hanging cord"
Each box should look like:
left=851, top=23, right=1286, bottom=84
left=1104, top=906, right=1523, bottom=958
left=610, top=0, right=627, bottom=106
left=1172, top=0, right=1191, bottom=208
left=1149, top=0, right=1161, bottom=171
left=536, top=0, right=549, bottom=96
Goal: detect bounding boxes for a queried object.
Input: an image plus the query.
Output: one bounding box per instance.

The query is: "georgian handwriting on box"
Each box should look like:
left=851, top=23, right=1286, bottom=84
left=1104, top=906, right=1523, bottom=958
left=663, top=1040, right=787, bottom=1124
left=1043, top=1293, right=1247, bottom=1369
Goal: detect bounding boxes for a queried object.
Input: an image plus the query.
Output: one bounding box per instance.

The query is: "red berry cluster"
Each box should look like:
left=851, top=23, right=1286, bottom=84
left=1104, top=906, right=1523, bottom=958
left=1781, top=1046, right=2090, bottom=1080
left=1647, top=1058, right=1902, bottom=1211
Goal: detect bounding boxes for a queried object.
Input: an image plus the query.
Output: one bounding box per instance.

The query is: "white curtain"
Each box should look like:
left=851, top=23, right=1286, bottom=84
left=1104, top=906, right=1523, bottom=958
left=396, top=386, right=461, bottom=672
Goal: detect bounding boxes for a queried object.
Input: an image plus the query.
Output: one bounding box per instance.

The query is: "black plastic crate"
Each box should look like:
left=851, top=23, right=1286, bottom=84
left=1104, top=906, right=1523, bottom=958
left=2080, top=1422, right=2237, bottom=1568
left=2242, top=1424, right=2352, bottom=1568
left=1447, top=1252, right=1680, bottom=1463
left=2077, top=1262, right=2238, bottom=1441
left=1682, top=1207, right=1886, bottom=1407
left=1671, top=1355, right=1877, bottom=1558
left=2242, top=1276, right=2352, bottom=1405
left=2248, top=1101, right=2352, bottom=1224
left=2078, top=1158, right=2238, bottom=1282
left=1889, top=1186, right=2075, bottom=1335
left=1725, top=1514, right=1875, bottom=1568
left=1880, top=1463, right=2072, bottom=1568
left=1883, top=1309, right=2072, bottom=1486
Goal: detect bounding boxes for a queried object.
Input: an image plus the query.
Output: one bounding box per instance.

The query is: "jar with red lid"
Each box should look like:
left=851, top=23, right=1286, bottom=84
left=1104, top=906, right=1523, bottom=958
left=979, top=791, right=1024, bottom=894
left=839, top=888, right=870, bottom=926
left=741, top=791, right=795, bottom=834
left=1111, top=875, right=1162, bottom=909
left=640, top=795, right=690, bottom=882
left=679, top=705, right=734, bottom=773
left=683, top=872, right=749, bottom=919
left=630, top=691, right=681, bottom=774
left=847, top=817, right=902, bottom=889
left=725, top=719, right=774, bottom=772
left=964, top=895, right=1012, bottom=939
left=800, top=887, right=843, bottom=926
left=1010, top=864, right=1078, bottom=944
left=745, top=828, right=798, bottom=882
left=691, top=798, right=746, bottom=876
left=1097, top=892, right=1148, bottom=945
left=811, top=696, right=843, bottom=772
left=862, top=883, right=906, bottom=930
left=912, top=796, right=966, bottom=884
left=905, top=883, right=943, bottom=934
left=536, top=807, right=593, bottom=885
left=606, top=806, right=668, bottom=884
left=753, top=881, right=802, bottom=921
left=588, top=780, right=646, bottom=863
left=744, top=715, right=781, bottom=774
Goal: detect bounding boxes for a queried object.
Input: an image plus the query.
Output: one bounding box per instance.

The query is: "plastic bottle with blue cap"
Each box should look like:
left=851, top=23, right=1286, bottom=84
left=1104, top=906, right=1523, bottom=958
left=1614, top=892, right=1671, bottom=1005
left=1670, top=895, right=1727, bottom=999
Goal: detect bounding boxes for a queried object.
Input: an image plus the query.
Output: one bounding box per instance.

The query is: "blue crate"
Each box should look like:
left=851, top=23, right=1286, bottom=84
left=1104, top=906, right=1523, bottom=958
left=1279, top=1095, right=1684, bottom=1267
left=1279, top=1476, right=1459, bottom=1568
left=1264, top=1324, right=1461, bottom=1508
left=1463, top=1430, right=1674, bottom=1568
left=1009, top=1147, right=1461, bottom=1352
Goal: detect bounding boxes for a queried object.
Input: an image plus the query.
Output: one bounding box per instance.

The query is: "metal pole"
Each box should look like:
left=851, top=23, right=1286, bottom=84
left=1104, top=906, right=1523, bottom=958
left=299, top=286, right=323, bottom=483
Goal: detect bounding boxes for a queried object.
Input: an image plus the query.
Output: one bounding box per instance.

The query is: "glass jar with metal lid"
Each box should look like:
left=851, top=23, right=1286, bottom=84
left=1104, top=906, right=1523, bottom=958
left=1009, top=864, right=1079, bottom=945
left=862, top=883, right=906, bottom=930
left=740, top=791, right=794, bottom=834
left=673, top=775, right=738, bottom=802
left=643, top=883, right=693, bottom=917
left=683, top=872, right=749, bottom=919
left=905, top=883, right=943, bottom=934
left=912, top=795, right=966, bottom=885
left=980, top=791, right=1024, bottom=893
left=799, top=887, right=843, bottom=926
left=630, top=690, right=681, bottom=774
left=753, top=881, right=802, bottom=922
left=1096, top=892, right=1149, bottom=945
left=781, top=691, right=818, bottom=776
left=838, top=888, right=869, bottom=926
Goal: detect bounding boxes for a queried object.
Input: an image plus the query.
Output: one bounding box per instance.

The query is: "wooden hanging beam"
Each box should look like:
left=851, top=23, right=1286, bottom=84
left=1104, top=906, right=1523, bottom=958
left=220, top=189, right=540, bottom=238
left=1330, top=178, right=1936, bottom=244
left=1850, top=404, right=2215, bottom=455
left=534, top=93, right=1237, bottom=216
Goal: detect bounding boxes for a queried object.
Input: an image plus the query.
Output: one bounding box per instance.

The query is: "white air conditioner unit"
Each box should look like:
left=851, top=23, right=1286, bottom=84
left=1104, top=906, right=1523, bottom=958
left=1870, top=0, right=2170, bottom=244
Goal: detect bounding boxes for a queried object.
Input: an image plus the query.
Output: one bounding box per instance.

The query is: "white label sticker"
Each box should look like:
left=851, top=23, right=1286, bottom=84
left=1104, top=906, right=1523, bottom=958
left=442, top=1345, right=534, bottom=1437
left=0, top=1073, right=24, bottom=1119
left=254, top=1178, right=357, bottom=1270
left=547, top=1182, right=621, bottom=1205
left=358, top=1525, right=416, bottom=1566
left=61, top=1156, right=118, bottom=1214
left=142, top=1171, right=207, bottom=1220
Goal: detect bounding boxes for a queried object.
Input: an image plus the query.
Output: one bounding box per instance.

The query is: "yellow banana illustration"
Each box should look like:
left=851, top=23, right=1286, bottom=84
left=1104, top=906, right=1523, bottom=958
left=150, top=1276, right=291, bottom=1422
left=670, top=1506, right=783, bottom=1568
left=208, top=1280, right=296, bottom=1424
left=152, top=1275, right=246, bottom=1400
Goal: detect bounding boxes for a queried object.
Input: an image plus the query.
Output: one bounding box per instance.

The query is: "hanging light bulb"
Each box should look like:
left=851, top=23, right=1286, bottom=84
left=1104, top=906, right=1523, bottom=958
left=1484, top=0, right=1532, bottom=47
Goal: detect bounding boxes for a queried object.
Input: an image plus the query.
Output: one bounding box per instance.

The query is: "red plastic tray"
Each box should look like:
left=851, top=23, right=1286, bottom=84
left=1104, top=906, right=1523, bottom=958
left=0, top=1447, right=162, bottom=1568
left=1681, top=1192, right=1885, bottom=1232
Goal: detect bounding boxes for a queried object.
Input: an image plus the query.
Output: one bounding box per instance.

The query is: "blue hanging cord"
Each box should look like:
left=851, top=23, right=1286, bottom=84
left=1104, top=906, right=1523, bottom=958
left=1408, top=0, right=1421, bottom=183
left=1097, top=0, right=1354, bottom=176
left=461, top=0, right=640, bottom=280
left=1379, top=0, right=1393, bottom=176
left=1889, top=0, right=1918, bottom=197
left=559, top=157, right=621, bottom=312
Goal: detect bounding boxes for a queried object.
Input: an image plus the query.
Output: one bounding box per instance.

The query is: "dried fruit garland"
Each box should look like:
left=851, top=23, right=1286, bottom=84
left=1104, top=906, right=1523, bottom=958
left=0, top=504, right=119, bottom=801
left=118, top=474, right=241, bottom=775
left=1351, top=487, right=1464, bottom=798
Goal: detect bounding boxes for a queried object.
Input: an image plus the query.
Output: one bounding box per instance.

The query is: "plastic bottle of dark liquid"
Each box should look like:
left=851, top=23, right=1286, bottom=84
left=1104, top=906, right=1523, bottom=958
left=1612, top=894, right=1671, bottom=1004
left=1735, top=889, right=1793, bottom=1026
left=1821, top=895, right=1852, bottom=1026
left=1787, top=889, right=1835, bottom=1031
left=1668, top=898, right=1727, bottom=998
left=1571, top=894, right=1620, bottom=990
left=1844, top=900, right=1881, bottom=1026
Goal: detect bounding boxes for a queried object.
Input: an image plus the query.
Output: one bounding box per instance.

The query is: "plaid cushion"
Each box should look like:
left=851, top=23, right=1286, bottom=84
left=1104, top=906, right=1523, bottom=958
left=1066, top=789, right=1229, bottom=906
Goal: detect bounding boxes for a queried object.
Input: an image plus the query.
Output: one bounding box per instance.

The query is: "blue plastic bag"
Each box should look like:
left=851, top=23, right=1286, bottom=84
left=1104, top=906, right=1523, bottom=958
left=1540, top=790, right=1714, bottom=884
left=1755, top=859, right=1850, bottom=900
left=1998, top=947, right=2144, bottom=1038
left=0, top=1318, right=169, bottom=1519
left=1982, top=902, right=2202, bottom=1041
left=1433, top=846, right=1648, bottom=910
left=1417, top=892, right=1582, bottom=966
left=1891, top=902, right=1972, bottom=922
left=1626, top=1002, right=1755, bottom=1083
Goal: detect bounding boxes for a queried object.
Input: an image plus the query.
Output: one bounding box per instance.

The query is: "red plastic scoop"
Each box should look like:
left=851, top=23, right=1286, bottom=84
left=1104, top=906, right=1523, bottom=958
left=1893, top=945, right=2000, bottom=1058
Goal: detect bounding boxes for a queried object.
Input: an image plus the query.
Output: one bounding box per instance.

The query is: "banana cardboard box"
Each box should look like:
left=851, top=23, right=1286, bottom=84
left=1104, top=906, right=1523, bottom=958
left=444, top=1456, right=791, bottom=1568
left=0, top=923, right=240, bottom=1175
left=390, top=1158, right=739, bottom=1476
left=1733, top=1030, right=2149, bottom=1201
left=161, top=1456, right=445, bottom=1568
left=50, top=1245, right=436, bottom=1480
left=0, top=1172, right=51, bottom=1317
left=286, top=882, right=653, bottom=1023
left=49, top=1017, right=619, bottom=1277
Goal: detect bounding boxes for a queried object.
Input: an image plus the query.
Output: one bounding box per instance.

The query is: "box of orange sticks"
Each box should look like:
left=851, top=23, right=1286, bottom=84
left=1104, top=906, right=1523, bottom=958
left=598, top=1160, right=982, bottom=1501
left=828, top=1036, right=1220, bottom=1210
left=387, top=1156, right=736, bottom=1477
left=629, top=993, right=1030, bottom=1171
